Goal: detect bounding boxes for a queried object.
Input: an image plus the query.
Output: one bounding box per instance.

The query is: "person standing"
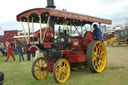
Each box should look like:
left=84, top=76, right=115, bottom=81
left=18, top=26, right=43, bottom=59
left=25, top=43, right=31, bottom=61
left=13, top=42, right=17, bottom=55
left=5, top=41, right=15, bottom=62
left=93, top=24, right=103, bottom=40
left=17, top=42, right=24, bottom=62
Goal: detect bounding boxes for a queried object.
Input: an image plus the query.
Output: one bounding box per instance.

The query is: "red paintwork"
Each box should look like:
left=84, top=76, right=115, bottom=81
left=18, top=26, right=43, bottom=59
left=47, top=60, right=55, bottom=72
left=83, top=32, right=95, bottom=49
left=72, top=39, right=82, bottom=50
left=0, top=30, right=18, bottom=43
left=34, top=27, right=54, bottom=43
left=6, top=43, right=15, bottom=61
left=62, top=50, right=71, bottom=56
left=68, top=55, right=86, bottom=63
left=28, top=45, right=39, bottom=51
left=44, top=44, right=52, bottom=48
left=45, top=49, right=86, bottom=72
left=17, top=8, right=112, bottom=24
left=0, top=36, right=4, bottom=43
left=71, top=51, right=84, bottom=55
left=61, top=32, right=94, bottom=63
left=62, top=49, right=86, bottom=63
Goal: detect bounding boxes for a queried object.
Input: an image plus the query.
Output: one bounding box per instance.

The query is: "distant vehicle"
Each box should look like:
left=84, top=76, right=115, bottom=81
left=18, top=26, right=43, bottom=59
left=103, top=31, right=114, bottom=41
left=107, top=29, right=128, bottom=47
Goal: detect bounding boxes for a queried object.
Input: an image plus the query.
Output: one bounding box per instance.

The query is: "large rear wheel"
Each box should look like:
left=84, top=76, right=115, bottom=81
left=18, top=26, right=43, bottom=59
left=53, top=58, right=70, bottom=83
left=32, top=57, right=48, bottom=80
left=87, top=41, right=107, bottom=72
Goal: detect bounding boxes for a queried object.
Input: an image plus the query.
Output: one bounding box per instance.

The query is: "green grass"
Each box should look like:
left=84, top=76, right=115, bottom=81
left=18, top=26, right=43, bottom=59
left=0, top=46, right=128, bottom=85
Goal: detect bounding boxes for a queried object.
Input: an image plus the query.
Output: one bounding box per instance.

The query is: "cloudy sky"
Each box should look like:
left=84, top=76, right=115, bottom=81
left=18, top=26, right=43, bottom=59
left=0, top=0, right=128, bottom=34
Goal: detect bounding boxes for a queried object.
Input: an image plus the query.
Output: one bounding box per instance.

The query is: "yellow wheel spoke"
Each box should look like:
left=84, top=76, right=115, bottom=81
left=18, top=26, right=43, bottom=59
left=35, top=64, right=40, bottom=67
left=100, top=51, right=104, bottom=55
left=56, top=67, right=62, bottom=75
left=92, top=51, right=97, bottom=61
left=93, top=60, right=97, bottom=67
left=92, top=56, right=97, bottom=61
left=62, top=74, right=66, bottom=80
left=100, top=60, right=104, bottom=65
left=95, top=46, right=98, bottom=52
left=93, top=51, right=97, bottom=55
left=96, top=65, right=99, bottom=70
left=63, top=63, right=66, bottom=71
left=36, top=71, right=41, bottom=77
left=42, top=71, right=45, bottom=76
left=58, top=62, right=62, bottom=68
left=98, top=48, right=101, bottom=53
left=59, top=69, right=62, bottom=74
left=34, top=68, right=40, bottom=72
left=54, top=59, right=70, bottom=83
left=57, top=73, right=61, bottom=80
left=32, top=57, right=48, bottom=80
left=91, top=41, right=107, bottom=72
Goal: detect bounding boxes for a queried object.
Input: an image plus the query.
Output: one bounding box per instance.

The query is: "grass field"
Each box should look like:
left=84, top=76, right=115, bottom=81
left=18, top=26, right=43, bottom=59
left=0, top=46, right=128, bottom=85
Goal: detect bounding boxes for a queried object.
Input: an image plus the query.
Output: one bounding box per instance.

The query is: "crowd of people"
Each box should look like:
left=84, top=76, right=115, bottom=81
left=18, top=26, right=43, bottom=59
left=0, top=41, right=35, bottom=62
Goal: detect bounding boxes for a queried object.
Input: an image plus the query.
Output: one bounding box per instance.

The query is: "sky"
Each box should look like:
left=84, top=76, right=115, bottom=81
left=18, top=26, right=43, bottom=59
left=0, top=0, right=128, bottom=34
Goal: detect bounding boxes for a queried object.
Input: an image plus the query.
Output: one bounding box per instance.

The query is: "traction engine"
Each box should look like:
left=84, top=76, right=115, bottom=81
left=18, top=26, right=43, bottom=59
left=16, top=0, right=111, bottom=83
left=29, top=26, right=107, bottom=83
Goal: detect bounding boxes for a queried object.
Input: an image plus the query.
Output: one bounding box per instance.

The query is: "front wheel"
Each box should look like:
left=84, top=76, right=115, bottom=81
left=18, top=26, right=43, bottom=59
left=32, top=57, right=48, bottom=80
left=87, top=41, right=107, bottom=73
left=53, top=58, right=70, bottom=83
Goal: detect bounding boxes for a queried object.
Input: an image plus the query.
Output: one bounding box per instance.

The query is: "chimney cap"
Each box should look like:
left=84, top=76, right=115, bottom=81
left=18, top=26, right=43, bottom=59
left=46, top=0, right=56, bottom=9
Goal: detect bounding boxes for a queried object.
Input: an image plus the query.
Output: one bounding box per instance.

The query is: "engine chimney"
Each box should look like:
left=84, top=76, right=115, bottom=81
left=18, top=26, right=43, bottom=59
left=46, top=0, right=56, bottom=8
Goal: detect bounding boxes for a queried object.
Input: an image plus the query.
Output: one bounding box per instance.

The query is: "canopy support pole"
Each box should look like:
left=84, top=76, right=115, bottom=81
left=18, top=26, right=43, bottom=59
left=20, top=20, right=28, bottom=42
left=27, top=19, right=31, bottom=43
left=70, top=24, right=72, bottom=36
left=32, top=18, right=34, bottom=41
left=91, top=24, right=93, bottom=32
left=42, top=16, right=50, bottom=43
left=46, top=16, right=50, bottom=27
left=63, top=19, right=67, bottom=32
left=39, top=16, right=42, bottom=43
left=81, top=21, right=83, bottom=36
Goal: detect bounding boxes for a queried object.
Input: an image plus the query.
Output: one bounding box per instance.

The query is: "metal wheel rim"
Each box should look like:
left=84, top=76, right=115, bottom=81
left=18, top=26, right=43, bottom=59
left=113, top=41, right=118, bottom=46
left=92, top=41, right=107, bottom=72
left=33, top=58, right=48, bottom=80
left=55, top=59, right=70, bottom=83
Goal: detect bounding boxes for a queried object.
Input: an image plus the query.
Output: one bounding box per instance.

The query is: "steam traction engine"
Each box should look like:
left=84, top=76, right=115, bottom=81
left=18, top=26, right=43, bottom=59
left=16, top=3, right=112, bottom=83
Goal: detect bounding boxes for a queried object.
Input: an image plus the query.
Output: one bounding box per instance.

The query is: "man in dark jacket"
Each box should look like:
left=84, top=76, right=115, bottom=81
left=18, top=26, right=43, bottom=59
left=17, top=42, right=24, bottom=62
left=93, top=24, right=103, bottom=40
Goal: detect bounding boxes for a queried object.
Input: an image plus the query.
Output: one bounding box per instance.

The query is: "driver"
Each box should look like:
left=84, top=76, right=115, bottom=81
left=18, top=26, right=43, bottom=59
left=93, top=24, right=103, bottom=40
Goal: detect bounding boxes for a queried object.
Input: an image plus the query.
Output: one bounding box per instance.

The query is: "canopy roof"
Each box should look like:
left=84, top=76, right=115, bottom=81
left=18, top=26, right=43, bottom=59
left=17, top=8, right=112, bottom=25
